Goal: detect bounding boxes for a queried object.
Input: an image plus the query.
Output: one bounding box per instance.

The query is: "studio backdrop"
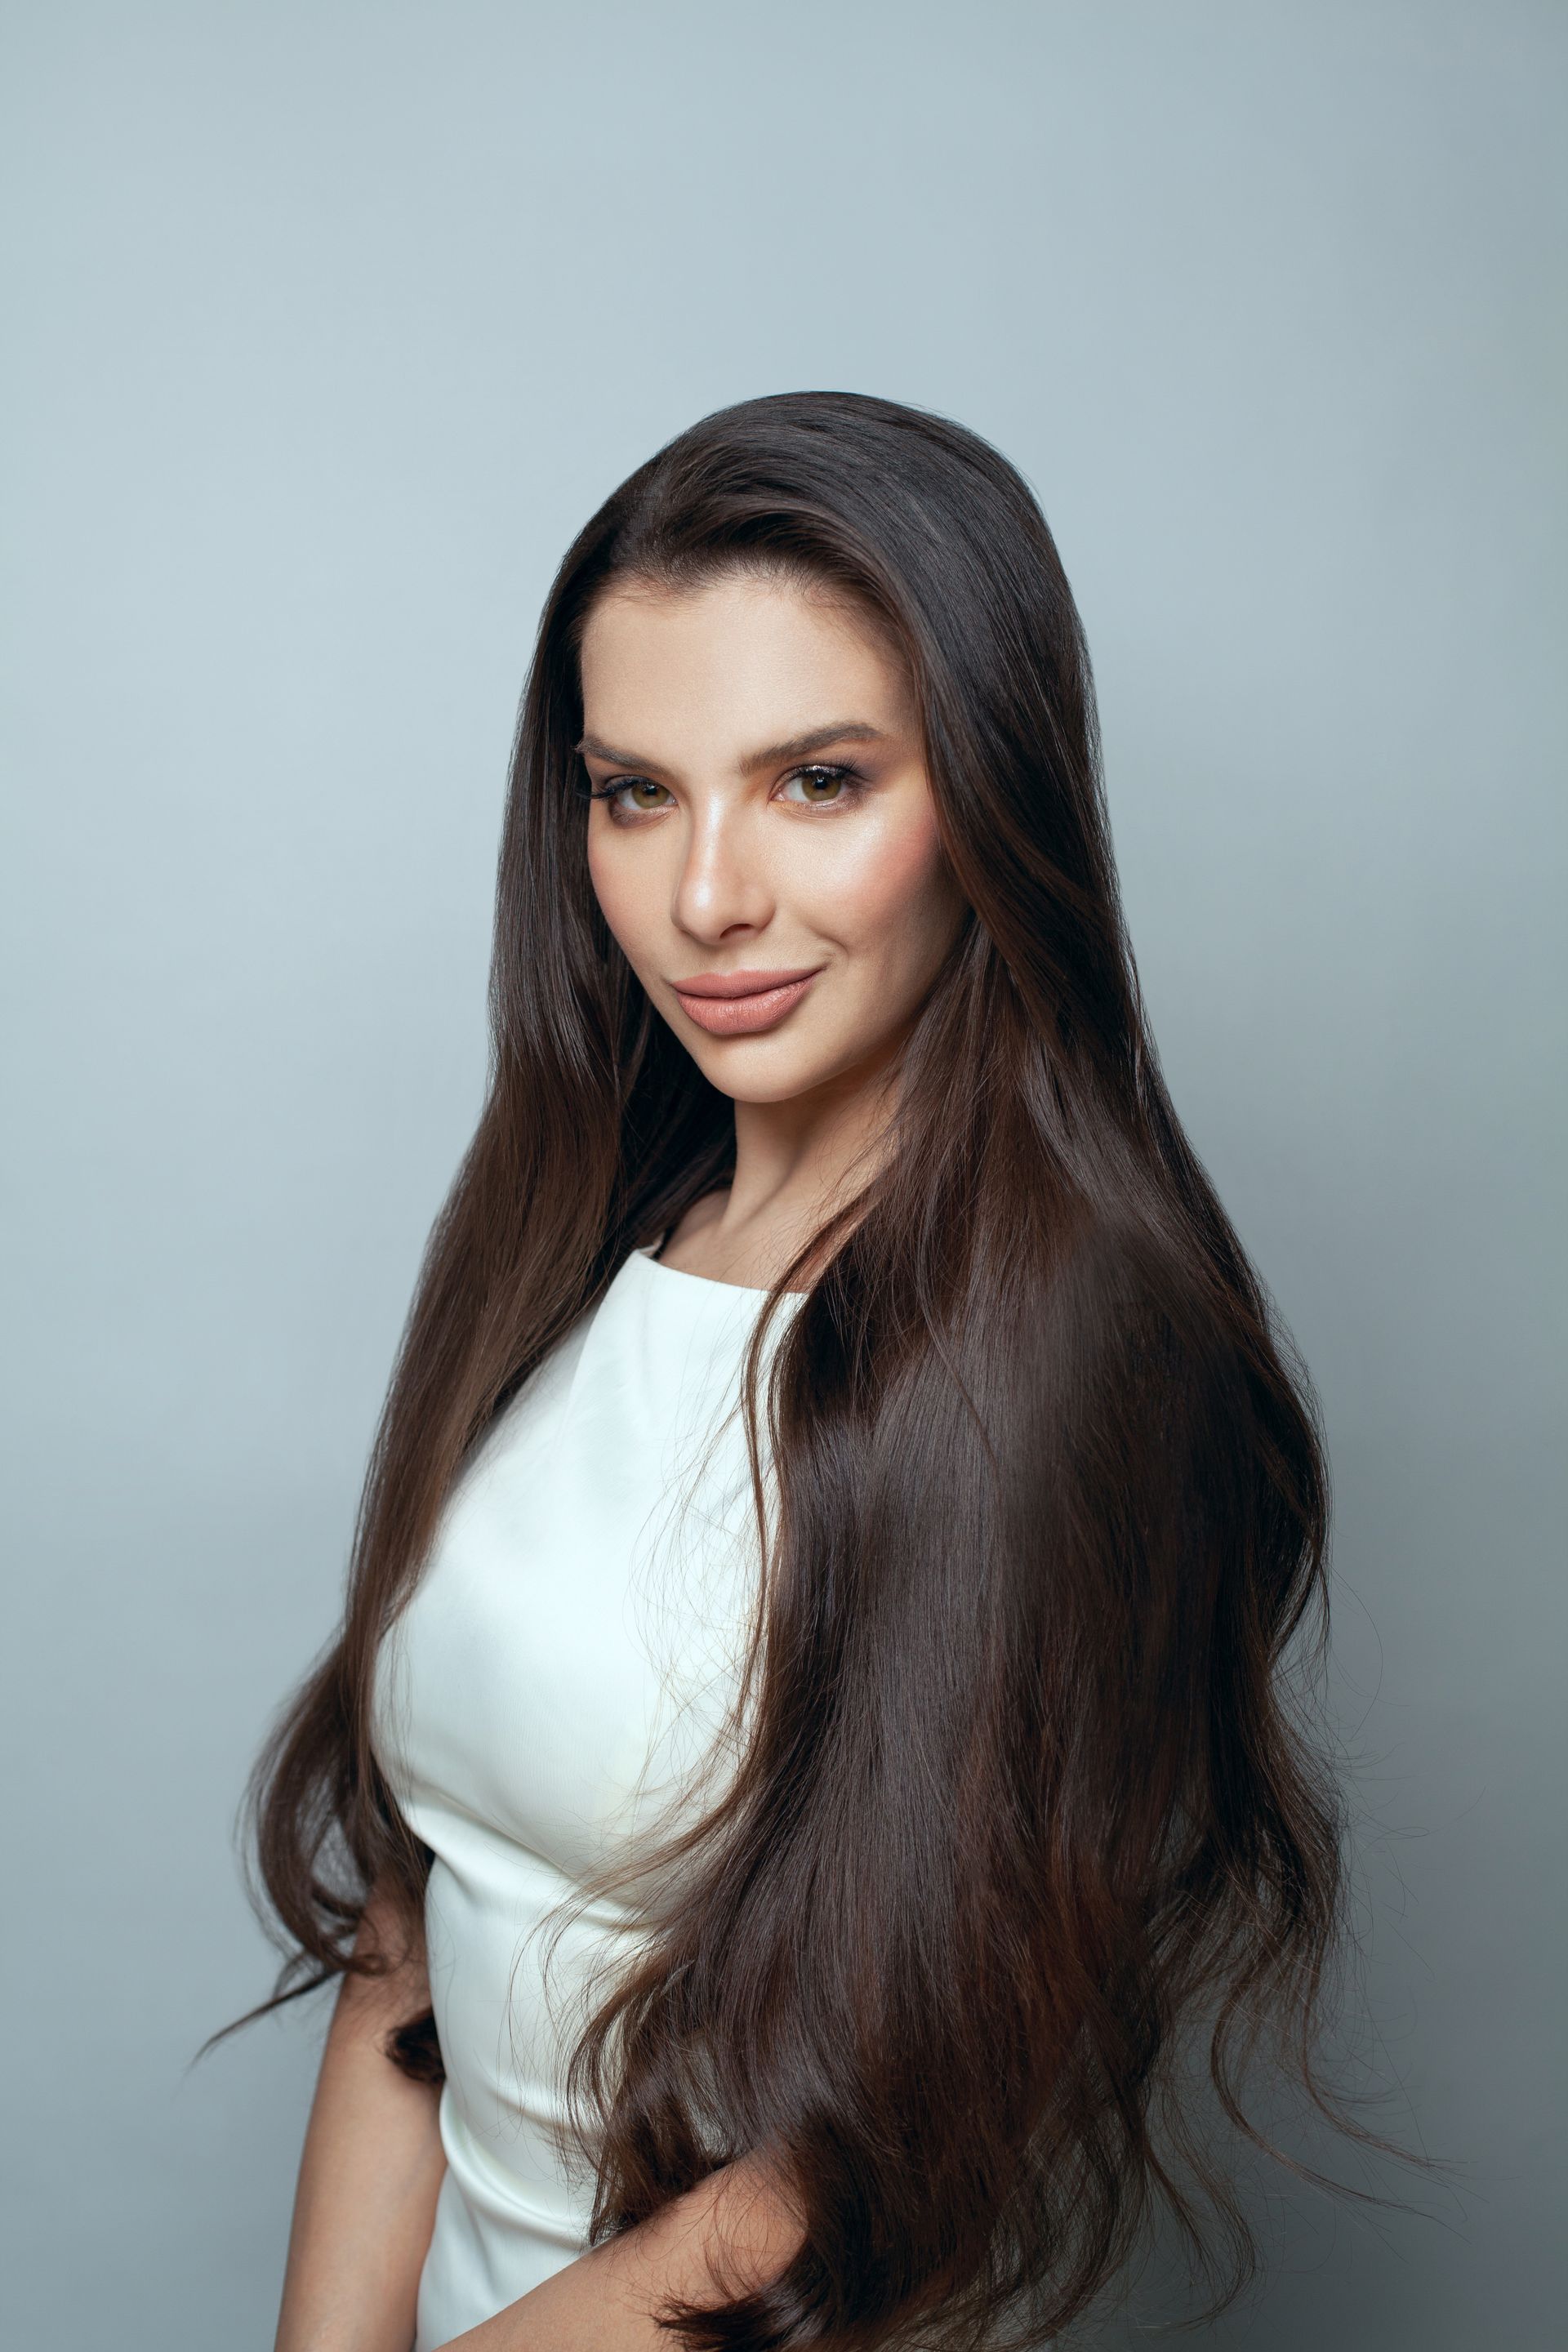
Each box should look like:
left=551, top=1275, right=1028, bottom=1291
left=2, top=4, right=1562, bottom=2347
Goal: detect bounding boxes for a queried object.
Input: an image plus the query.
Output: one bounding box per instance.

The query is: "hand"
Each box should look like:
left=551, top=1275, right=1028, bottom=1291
left=435, top=2155, right=804, bottom=2351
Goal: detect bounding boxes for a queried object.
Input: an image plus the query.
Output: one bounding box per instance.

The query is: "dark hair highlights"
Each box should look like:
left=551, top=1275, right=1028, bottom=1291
left=228, top=391, right=1379, bottom=2346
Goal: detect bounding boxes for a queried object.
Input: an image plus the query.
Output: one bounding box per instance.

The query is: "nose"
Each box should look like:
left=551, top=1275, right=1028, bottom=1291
left=670, top=792, right=774, bottom=945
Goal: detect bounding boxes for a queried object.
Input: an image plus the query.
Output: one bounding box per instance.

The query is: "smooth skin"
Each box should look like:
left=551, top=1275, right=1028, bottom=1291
left=274, top=573, right=968, bottom=2349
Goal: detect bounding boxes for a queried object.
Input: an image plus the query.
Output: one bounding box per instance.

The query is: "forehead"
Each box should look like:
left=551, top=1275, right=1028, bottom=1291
left=577, top=575, right=912, bottom=748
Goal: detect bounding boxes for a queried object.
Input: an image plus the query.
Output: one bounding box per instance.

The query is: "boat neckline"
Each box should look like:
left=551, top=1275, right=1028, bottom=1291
left=632, top=1237, right=803, bottom=1301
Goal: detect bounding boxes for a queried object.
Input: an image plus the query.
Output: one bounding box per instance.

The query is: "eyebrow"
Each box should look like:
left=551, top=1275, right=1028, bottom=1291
left=574, top=721, right=889, bottom=775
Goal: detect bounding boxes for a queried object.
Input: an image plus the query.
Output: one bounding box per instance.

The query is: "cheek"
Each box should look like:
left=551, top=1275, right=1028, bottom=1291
left=801, top=804, right=952, bottom=953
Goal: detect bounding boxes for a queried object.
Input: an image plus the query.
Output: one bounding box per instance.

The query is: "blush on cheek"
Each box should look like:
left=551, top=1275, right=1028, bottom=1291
left=813, top=805, right=951, bottom=946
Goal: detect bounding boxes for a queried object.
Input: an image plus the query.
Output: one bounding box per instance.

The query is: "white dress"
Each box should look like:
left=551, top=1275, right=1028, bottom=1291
left=369, top=1237, right=792, bottom=2352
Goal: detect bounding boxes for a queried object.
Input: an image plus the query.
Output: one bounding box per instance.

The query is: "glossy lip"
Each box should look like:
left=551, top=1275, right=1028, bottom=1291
left=672, top=966, right=824, bottom=1036
left=670, top=964, right=825, bottom=999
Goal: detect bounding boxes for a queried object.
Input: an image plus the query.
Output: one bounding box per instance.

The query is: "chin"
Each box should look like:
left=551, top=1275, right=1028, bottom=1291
left=687, top=1028, right=881, bottom=1107
left=697, top=1060, right=828, bottom=1106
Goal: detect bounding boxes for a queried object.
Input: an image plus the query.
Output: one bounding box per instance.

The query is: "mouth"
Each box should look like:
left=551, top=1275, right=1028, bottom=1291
left=671, top=964, right=825, bottom=1036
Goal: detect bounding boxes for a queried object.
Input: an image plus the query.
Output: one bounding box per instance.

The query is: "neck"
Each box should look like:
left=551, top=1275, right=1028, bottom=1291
left=709, top=1045, right=903, bottom=1276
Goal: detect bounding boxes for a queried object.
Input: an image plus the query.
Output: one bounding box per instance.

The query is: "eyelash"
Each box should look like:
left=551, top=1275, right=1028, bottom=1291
left=582, top=761, right=871, bottom=822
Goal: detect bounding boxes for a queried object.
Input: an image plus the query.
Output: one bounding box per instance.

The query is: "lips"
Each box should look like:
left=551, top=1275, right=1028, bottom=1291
left=671, top=966, right=824, bottom=999
left=671, top=965, right=824, bottom=1036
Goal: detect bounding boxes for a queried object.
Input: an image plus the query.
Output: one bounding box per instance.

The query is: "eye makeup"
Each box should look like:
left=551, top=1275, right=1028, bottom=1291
left=581, top=760, right=873, bottom=823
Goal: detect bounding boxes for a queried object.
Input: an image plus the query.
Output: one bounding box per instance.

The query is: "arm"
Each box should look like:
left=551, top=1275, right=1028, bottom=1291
left=274, top=1878, right=448, bottom=2352
left=438, top=2152, right=807, bottom=2352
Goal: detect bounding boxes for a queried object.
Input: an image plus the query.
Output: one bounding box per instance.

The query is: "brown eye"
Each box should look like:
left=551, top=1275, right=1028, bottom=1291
left=593, top=777, right=672, bottom=817
left=779, top=764, right=862, bottom=808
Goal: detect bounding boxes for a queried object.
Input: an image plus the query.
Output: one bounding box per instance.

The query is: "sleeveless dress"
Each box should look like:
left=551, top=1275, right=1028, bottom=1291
left=368, top=1237, right=793, bottom=2352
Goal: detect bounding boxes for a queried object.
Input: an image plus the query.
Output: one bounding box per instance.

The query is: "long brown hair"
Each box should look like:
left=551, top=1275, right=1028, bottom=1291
left=228, top=391, right=1373, bottom=2346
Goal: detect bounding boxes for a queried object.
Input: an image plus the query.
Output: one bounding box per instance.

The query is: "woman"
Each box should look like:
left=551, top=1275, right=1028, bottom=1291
left=238, top=391, right=1360, bottom=2350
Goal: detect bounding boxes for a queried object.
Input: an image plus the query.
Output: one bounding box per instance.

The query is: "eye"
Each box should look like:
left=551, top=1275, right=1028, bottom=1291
left=587, top=777, right=673, bottom=821
left=777, top=763, right=866, bottom=808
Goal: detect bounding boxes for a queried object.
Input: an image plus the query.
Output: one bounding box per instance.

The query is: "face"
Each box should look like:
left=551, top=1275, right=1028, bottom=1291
left=578, top=572, right=969, bottom=1109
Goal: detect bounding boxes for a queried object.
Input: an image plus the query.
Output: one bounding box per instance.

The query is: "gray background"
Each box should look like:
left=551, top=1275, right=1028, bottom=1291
left=2, top=2, right=1562, bottom=2345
